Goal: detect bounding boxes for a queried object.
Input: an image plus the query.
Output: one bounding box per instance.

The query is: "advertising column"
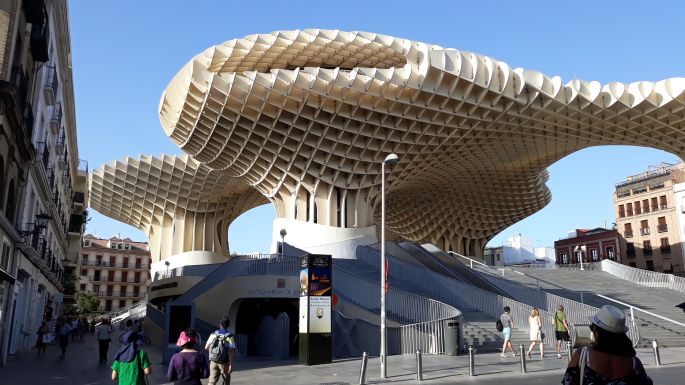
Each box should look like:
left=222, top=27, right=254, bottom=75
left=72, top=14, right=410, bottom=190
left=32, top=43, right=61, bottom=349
left=298, top=254, right=332, bottom=365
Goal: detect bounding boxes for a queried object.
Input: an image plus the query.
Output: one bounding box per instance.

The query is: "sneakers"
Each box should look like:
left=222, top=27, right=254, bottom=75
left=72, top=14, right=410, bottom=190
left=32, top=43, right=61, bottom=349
left=557, top=353, right=562, bottom=359
left=500, top=353, right=506, bottom=357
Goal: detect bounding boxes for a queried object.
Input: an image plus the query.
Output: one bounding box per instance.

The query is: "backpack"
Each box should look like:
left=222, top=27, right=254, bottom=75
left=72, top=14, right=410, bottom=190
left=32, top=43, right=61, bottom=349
left=495, top=319, right=504, bottom=332
left=208, top=332, right=230, bottom=363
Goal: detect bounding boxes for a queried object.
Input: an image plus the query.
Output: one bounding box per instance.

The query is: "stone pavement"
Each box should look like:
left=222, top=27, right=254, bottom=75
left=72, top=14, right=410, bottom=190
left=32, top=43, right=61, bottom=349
left=1, top=332, right=684, bottom=384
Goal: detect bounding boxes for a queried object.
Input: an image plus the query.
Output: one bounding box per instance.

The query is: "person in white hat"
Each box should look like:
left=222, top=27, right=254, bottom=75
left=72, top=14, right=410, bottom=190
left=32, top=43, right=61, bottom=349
left=561, top=305, right=652, bottom=385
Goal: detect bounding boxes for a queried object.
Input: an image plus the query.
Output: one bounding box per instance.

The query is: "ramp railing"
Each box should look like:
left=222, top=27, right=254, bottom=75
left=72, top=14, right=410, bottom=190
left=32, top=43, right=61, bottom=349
left=601, top=259, right=685, bottom=293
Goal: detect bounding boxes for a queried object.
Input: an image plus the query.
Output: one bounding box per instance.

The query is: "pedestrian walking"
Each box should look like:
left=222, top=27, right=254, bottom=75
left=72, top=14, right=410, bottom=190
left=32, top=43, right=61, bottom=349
left=167, top=328, right=209, bottom=385
left=561, top=305, right=652, bottom=384
left=96, top=318, right=115, bottom=362
left=554, top=304, right=571, bottom=359
left=526, top=307, right=544, bottom=359
left=90, top=319, right=96, bottom=335
left=70, top=317, right=79, bottom=341
left=35, top=322, right=50, bottom=356
left=204, top=317, right=236, bottom=385
left=500, top=306, right=518, bottom=357
left=57, top=318, right=73, bottom=358
left=111, top=331, right=152, bottom=385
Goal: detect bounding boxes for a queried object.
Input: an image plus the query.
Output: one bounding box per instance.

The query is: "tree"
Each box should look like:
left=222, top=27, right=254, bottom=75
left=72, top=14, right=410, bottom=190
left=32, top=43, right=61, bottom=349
left=74, top=291, right=101, bottom=316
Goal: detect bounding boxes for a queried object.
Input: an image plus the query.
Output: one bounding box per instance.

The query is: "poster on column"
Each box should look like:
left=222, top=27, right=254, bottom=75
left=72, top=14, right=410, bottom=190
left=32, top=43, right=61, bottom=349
left=299, top=296, right=309, bottom=333
left=308, top=296, right=331, bottom=333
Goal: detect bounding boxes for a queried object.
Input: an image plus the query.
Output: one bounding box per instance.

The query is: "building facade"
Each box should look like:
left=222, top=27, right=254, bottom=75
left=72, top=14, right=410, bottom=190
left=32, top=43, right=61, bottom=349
left=614, top=163, right=685, bottom=275
left=554, top=228, right=620, bottom=265
left=0, top=0, right=86, bottom=364
left=78, top=235, right=150, bottom=312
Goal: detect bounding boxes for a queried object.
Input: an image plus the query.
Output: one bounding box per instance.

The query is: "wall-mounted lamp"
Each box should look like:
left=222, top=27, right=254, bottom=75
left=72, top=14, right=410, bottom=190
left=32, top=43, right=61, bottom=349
left=18, top=213, right=52, bottom=241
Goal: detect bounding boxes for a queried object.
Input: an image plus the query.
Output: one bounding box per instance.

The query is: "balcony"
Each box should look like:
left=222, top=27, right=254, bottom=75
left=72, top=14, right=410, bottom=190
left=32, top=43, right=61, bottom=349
left=658, top=224, right=668, bottom=233
left=73, top=192, right=85, bottom=207
left=49, top=102, right=62, bottom=134
left=640, top=227, right=650, bottom=236
left=22, top=0, right=46, bottom=25
left=55, top=131, right=65, bottom=155
left=43, top=66, right=58, bottom=106
left=660, top=246, right=671, bottom=254
left=643, top=248, right=653, bottom=257
left=80, top=259, right=146, bottom=270
left=624, top=230, right=633, bottom=238
left=9, top=66, right=34, bottom=137
left=96, top=291, right=144, bottom=299
left=68, top=213, right=84, bottom=236
left=30, top=22, right=49, bottom=63
left=87, top=275, right=148, bottom=284
left=660, top=204, right=668, bottom=210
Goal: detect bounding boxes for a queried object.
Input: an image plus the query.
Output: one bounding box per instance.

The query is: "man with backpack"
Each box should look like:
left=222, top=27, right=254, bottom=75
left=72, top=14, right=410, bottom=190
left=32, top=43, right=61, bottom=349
left=204, top=317, right=236, bottom=385
left=96, top=318, right=115, bottom=362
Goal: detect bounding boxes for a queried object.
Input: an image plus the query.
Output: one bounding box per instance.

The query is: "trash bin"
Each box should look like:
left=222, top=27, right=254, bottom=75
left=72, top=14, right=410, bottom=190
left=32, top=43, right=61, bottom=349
left=444, top=320, right=460, bottom=355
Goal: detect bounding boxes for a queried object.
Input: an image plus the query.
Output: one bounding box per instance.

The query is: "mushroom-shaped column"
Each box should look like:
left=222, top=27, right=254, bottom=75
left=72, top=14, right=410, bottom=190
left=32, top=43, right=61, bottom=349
left=159, top=29, right=685, bottom=256
left=89, top=154, right=269, bottom=269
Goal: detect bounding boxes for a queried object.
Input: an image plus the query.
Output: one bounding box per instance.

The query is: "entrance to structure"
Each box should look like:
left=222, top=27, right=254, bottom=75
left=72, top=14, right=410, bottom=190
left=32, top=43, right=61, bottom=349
left=235, top=298, right=298, bottom=357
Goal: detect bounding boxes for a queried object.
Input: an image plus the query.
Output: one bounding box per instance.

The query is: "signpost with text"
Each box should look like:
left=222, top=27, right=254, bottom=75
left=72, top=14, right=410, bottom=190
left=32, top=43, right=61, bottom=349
left=299, top=254, right=332, bottom=365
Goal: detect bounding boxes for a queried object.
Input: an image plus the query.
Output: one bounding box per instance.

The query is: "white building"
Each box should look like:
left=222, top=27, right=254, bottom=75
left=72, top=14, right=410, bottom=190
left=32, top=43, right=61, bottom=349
left=484, top=234, right=549, bottom=266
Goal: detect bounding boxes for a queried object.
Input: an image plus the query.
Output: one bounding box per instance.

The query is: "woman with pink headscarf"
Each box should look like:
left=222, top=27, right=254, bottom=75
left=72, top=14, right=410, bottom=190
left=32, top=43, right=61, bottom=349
left=167, top=328, right=209, bottom=385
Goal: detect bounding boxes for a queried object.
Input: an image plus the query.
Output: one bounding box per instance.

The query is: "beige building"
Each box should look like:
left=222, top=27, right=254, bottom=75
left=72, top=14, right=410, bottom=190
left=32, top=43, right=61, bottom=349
left=79, top=235, right=150, bottom=312
left=1, top=0, right=87, bottom=364
left=614, top=163, right=685, bottom=275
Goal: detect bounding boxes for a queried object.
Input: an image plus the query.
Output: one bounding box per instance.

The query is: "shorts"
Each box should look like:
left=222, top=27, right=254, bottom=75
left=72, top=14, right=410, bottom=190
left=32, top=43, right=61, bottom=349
left=555, top=331, right=570, bottom=341
left=503, top=327, right=512, bottom=341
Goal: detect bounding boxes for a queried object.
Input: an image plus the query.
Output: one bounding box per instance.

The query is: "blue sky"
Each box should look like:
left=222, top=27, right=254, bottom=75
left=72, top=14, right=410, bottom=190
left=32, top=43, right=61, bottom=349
left=69, top=1, right=684, bottom=253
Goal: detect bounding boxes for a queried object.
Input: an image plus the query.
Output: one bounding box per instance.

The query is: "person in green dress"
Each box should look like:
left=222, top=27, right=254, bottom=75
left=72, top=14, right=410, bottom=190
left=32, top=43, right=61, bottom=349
left=111, top=331, right=151, bottom=385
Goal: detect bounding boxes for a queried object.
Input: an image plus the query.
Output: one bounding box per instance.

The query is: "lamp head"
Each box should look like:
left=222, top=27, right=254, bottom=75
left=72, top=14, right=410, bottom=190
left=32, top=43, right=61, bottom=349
left=35, top=213, right=52, bottom=228
left=383, top=153, right=399, bottom=165
left=279, top=229, right=287, bottom=237
left=164, top=261, right=170, bottom=266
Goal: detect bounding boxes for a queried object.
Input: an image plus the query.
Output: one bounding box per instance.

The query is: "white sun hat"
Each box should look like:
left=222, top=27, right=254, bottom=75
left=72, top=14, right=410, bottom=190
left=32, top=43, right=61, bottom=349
left=589, top=305, right=628, bottom=333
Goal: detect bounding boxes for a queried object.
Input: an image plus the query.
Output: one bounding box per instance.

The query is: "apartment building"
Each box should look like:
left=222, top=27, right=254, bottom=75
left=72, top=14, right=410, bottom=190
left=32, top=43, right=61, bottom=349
left=614, top=163, right=685, bottom=275
left=79, top=235, right=150, bottom=312
left=0, top=0, right=87, bottom=364
left=554, top=228, right=620, bottom=265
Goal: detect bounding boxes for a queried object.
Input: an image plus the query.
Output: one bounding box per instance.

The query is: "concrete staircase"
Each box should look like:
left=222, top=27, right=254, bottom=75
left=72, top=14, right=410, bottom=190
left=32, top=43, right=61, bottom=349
left=462, top=310, right=533, bottom=353
left=490, top=268, right=685, bottom=348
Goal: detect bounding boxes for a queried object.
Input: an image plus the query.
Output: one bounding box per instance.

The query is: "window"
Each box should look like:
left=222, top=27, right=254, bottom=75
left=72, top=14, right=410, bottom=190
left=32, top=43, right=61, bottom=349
left=660, top=195, right=667, bottom=209
left=106, top=285, right=113, bottom=296
left=5, top=180, right=16, bottom=224
left=645, top=260, right=655, bottom=271
left=626, top=203, right=634, bottom=216
left=618, top=205, right=625, bottom=218
left=640, top=220, right=650, bottom=235
left=83, top=240, right=91, bottom=247
left=643, top=240, right=653, bottom=256
left=634, top=201, right=641, bottom=215
left=0, top=155, right=5, bottom=207
left=651, top=197, right=658, bottom=211
left=80, top=284, right=86, bottom=291
left=624, top=223, right=633, bottom=238
left=105, top=300, right=112, bottom=311
left=110, top=242, right=117, bottom=249
left=93, top=284, right=100, bottom=295
left=642, top=199, right=650, bottom=213
left=657, top=217, right=667, bottom=232
left=117, top=243, right=123, bottom=250
left=606, top=246, right=615, bottom=260
left=626, top=243, right=636, bottom=257
left=119, top=300, right=126, bottom=309
left=660, top=237, right=671, bottom=254
left=590, top=248, right=598, bottom=262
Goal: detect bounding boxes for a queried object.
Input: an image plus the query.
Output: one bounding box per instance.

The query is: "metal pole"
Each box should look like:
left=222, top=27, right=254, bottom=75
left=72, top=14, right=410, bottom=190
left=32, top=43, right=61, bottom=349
left=468, top=345, right=475, bottom=376
left=380, top=161, right=387, bottom=379
left=652, top=340, right=661, bottom=366
left=566, top=340, right=572, bottom=361
left=415, top=349, right=423, bottom=381
left=580, top=250, right=584, bottom=270
left=359, top=352, right=368, bottom=384
left=519, top=344, right=527, bottom=373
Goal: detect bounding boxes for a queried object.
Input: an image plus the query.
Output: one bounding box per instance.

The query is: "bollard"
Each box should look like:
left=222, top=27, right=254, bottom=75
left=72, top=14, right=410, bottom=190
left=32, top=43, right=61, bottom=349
left=359, top=352, right=368, bottom=385
left=468, top=345, right=475, bottom=376
left=519, top=344, right=527, bottom=373
left=566, top=340, right=573, bottom=362
left=416, top=349, right=423, bottom=381
left=652, top=340, right=661, bottom=366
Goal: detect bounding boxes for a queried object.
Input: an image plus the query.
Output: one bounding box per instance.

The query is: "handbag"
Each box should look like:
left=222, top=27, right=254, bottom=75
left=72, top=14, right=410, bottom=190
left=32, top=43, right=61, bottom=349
left=541, top=331, right=545, bottom=340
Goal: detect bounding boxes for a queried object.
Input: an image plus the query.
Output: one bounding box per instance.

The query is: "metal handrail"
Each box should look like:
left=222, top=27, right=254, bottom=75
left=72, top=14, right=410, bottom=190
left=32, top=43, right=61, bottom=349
left=601, top=259, right=685, bottom=293
left=595, top=294, right=685, bottom=328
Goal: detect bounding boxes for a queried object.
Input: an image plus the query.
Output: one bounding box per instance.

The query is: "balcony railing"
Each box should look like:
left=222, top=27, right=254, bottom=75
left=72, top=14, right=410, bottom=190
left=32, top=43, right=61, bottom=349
left=73, top=192, right=85, bottom=205
left=658, top=224, right=668, bottom=232
left=624, top=230, right=633, bottom=238
left=87, top=276, right=148, bottom=284
left=96, top=291, right=145, bottom=298
left=43, top=66, right=58, bottom=106
left=640, top=227, right=650, bottom=236
left=660, top=246, right=671, bottom=254
left=50, top=102, right=62, bottom=133
left=81, top=260, right=146, bottom=269
left=643, top=248, right=653, bottom=257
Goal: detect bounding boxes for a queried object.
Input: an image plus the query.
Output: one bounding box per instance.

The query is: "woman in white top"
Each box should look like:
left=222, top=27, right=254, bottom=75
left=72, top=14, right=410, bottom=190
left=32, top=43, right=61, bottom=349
left=527, top=307, right=544, bottom=358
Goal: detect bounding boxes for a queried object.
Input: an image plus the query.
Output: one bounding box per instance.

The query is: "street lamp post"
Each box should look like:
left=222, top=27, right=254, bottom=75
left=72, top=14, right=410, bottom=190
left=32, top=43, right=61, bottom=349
left=164, top=260, right=170, bottom=277
left=575, top=245, right=586, bottom=270
left=279, top=228, right=287, bottom=259
left=380, top=153, right=399, bottom=379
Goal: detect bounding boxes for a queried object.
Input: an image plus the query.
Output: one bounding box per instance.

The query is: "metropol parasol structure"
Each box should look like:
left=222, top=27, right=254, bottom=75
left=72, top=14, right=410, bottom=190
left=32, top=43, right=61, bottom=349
left=90, top=29, right=685, bottom=272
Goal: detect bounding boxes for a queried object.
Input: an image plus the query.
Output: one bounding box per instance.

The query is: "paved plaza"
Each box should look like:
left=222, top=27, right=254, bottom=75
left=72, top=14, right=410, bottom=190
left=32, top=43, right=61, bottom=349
left=1, top=332, right=684, bottom=384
